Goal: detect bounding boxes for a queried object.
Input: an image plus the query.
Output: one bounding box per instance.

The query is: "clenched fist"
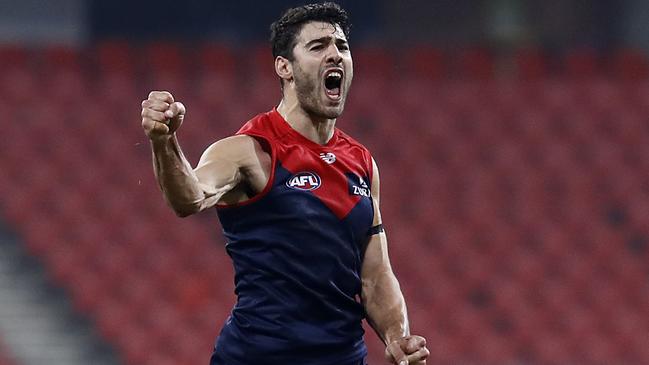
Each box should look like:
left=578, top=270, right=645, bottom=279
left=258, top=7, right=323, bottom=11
left=385, top=335, right=429, bottom=365
left=141, top=91, right=186, bottom=140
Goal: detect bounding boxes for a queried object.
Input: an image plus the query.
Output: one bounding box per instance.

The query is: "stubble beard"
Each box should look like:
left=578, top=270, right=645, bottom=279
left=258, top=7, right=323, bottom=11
left=293, top=63, right=343, bottom=120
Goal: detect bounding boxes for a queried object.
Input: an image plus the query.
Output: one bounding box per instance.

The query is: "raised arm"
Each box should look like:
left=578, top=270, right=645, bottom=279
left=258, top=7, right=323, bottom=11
left=361, top=158, right=429, bottom=365
left=141, top=91, right=253, bottom=217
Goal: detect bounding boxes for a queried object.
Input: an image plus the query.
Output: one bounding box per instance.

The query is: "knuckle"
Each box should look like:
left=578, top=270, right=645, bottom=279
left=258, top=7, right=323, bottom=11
left=142, top=109, right=153, bottom=118
left=148, top=90, right=173, bottom=102
left=160, top=91, right=174, bottom=101
left=149, top=110, right=163, bottom=121
left=151, top=101, right=169, bottom=111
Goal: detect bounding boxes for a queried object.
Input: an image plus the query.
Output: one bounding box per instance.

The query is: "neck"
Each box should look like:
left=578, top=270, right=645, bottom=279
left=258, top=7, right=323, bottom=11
left=277, top=98, right=336, bottom=146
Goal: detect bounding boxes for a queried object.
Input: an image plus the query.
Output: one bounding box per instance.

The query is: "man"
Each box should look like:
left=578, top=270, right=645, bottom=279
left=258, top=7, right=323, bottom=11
left=140, top=3, right=429, bottom=364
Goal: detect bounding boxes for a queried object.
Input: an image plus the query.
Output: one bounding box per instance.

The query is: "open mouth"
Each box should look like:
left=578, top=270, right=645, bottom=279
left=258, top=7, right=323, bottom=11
left=323, top=69, right=343, bottom=100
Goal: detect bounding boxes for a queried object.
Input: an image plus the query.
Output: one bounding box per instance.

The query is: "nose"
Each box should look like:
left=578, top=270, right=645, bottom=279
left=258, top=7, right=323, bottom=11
left=325, top=44, right=343, bottom=65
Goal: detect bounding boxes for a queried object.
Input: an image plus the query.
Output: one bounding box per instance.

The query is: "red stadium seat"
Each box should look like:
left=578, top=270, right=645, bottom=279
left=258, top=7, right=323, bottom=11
left=198, top=42, right=237, bottom=75
left=352, top=46, right=396, bottom=78
left=611, top=48, right=649, bottom=80
left=143, top=72, right=192, bottom=103
left=37, top=45, right=83, bottom=72
left=195, top=72, right=239, bottom=110
left=43, top=69, right=88, bottom=105
left=142, top=41, right=187, bottom=75
left=114, top=323, right=155, bottom=365
left=0, top=44, right=30, bottom=69
left=515, top=47, right=551, bottom=79
left=95, top=40, right=136, bottom=74
left=403, top=46, right=446, bottom=80
left=246, top=44, right=275, bottom=81
left=0, top=67, right=37, bottom=103
left=94, top=71, right=139, bottom=106
left=457, top=47, right=495, bottom=79
left=563, top=48, right=601, bottom=78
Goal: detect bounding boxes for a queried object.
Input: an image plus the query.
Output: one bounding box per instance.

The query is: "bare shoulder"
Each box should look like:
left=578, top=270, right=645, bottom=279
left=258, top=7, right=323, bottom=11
left=196, top=134, right=271, bottom=198
left=198, top=134, right=268, bottom=167
left=371, top=157, right=380, bottom=199
left=371, top=156, right=380, bottom=178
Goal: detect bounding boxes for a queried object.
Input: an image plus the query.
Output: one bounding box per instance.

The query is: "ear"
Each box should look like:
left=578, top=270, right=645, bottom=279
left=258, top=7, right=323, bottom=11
left=275, top=56, right=293, bottom=83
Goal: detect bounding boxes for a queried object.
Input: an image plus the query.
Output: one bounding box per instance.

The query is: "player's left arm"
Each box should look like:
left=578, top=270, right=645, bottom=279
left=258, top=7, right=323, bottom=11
left=361, top=158, right=429, bottom=365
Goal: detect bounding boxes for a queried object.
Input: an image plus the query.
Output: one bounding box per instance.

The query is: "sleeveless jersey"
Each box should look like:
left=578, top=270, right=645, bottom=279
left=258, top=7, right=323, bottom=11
left=210, top=109, right=374, bottom=365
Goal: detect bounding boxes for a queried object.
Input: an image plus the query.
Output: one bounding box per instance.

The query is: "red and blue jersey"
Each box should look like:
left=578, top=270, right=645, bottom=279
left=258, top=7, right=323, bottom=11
left=210, top=109, right=374, bottom=365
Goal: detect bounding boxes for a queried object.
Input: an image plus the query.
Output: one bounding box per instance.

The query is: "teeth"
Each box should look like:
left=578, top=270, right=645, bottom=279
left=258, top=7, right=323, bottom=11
left=328, top=71, right=342, bottom=79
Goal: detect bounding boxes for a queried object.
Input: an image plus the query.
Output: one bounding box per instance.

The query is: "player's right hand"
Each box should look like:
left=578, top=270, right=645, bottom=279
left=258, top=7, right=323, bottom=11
left=385, top=335, right=429, bottom=365
left=141, top=91, right=186, bottom=140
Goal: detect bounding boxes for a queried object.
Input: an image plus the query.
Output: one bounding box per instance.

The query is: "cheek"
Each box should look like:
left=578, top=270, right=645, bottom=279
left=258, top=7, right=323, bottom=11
left=346, top=59, right=353, bottom=79
left=295, top=61, right=318, bottom=82
left=346, top=68, right=353, bottom=85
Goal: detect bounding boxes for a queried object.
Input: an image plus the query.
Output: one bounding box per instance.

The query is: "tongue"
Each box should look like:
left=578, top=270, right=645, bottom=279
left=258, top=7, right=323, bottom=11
left=326, top=87, right=340, bottom=96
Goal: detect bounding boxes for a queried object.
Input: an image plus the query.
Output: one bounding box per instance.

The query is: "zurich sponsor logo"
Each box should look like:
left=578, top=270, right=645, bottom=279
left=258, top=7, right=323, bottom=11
left=352, top=185, right=371, bottom=198
left=349, top=174, right=371, bottom=197
left=286, top=172, right=322, bottom=191
left=358, top=176, right=368, bottom=189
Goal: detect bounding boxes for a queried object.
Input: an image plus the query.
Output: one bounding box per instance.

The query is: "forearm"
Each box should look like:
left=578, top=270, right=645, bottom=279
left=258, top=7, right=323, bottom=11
left=151, top=134, right=209, bottom=216
left=363, top=270, right=410, bottom=345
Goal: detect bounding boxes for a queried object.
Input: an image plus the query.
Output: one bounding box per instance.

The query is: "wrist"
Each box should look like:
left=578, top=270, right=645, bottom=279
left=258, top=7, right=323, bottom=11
left=385, top=330, right=409, bottom=346
left=149, top=133, right=175, bottom=146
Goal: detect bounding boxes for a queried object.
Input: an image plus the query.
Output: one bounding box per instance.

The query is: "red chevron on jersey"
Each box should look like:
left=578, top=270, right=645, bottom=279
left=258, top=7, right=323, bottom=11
left=236, top=108, right=373, bottom=220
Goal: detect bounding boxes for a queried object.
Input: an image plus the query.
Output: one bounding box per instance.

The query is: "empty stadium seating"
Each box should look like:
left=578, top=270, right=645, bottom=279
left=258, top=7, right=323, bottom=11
left=1, top=42, right=649, bottom=365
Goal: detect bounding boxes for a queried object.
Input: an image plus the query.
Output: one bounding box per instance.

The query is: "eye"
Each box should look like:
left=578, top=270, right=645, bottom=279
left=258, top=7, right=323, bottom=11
left=310, top=44, right=324, bottom=51
left=338, top=44, right=349, bottom=51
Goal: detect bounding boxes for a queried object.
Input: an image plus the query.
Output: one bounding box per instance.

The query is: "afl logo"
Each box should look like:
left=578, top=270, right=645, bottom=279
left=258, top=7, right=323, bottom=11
left=286, top=172, right=321, bottom=191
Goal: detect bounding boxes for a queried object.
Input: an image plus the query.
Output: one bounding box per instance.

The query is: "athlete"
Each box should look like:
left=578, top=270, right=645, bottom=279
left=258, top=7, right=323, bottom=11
left=140, top=3, right=429, bottom=365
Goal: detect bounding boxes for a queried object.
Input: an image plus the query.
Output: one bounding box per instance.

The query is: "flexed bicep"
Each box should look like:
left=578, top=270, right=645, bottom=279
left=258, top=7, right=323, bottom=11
left=192, top=136, right=248, bottom=209
left=193, top=134, right=270, bottom=210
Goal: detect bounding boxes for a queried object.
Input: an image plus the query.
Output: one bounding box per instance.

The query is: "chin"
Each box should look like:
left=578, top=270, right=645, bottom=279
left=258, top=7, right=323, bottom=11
left=306, top=103, right=344, bottom=120
left=324, top=99, right=347, bottom=118
left=323, top=106, right=344, bottom=119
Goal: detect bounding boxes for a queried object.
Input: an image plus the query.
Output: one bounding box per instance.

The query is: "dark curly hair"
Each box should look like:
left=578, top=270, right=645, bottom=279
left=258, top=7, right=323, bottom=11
left=270, top=2, right=351, bottom=62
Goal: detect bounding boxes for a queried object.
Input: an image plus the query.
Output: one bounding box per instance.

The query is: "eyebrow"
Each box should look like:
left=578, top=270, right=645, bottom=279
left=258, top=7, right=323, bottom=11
left=304, top=36, right=348, bottom=48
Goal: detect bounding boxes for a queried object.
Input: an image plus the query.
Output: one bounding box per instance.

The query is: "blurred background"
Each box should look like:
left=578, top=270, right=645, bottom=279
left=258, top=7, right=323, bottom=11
left=1, top=0, right=649, bottom=364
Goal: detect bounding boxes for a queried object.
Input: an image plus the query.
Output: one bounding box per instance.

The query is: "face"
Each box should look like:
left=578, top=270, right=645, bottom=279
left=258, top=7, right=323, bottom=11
left=289, top=21, right=353, bottom=119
